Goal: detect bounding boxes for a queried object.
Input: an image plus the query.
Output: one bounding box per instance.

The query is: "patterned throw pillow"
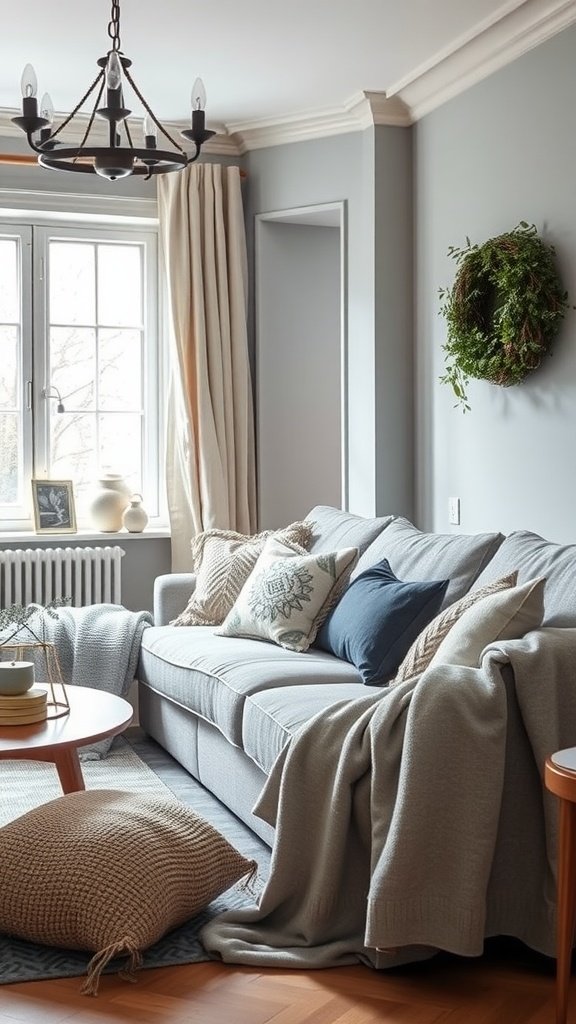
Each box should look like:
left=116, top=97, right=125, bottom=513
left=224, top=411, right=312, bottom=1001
left=427, top=576, right=545, bottom=669
left=392, top=572, right=518, bottom=684
left=217, top=536, right=358, bottom=652
left=0, top=790, right=256, bottom=996
left=172, top=520, right=313, bottom=626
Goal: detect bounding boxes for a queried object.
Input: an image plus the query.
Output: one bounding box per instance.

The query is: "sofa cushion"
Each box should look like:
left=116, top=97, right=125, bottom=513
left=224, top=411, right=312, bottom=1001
left=393, top=571, right=518, bottom=684
left=243, top=682, right=376, bottom=774
left=429, top=577, right=545, bottom=669
left=0, top=789, right=256, bottom=996
left=217, top=537, right=358, bottom=653
left=171, top=521, right=313, bottom=627
left=315, top=559, right=448, bottom=684
left=138, top=625, right=363, bottom=747
left=354, top=517, right=504, bottom=606
left=470, top=531, right=576, bottom=627
left=306, top=505, right=393, bottom=557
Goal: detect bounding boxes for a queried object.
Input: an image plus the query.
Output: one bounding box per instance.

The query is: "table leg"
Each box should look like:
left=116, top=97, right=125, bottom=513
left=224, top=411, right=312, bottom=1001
left=556, top=798, right=576, bottom=1024
left=54, top=748, right=86, bottom=794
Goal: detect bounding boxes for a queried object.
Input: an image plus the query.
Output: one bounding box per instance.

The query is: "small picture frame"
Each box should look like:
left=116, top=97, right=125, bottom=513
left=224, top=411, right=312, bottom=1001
left=31, top=479, right=77, bottom=534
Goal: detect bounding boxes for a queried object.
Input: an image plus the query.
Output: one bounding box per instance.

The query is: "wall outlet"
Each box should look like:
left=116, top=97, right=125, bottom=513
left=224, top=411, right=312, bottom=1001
left=448, top=496, right=461, bottom=526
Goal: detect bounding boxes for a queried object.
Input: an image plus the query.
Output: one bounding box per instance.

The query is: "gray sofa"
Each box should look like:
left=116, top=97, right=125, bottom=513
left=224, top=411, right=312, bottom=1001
left=137, top=504, right=576, bottom=849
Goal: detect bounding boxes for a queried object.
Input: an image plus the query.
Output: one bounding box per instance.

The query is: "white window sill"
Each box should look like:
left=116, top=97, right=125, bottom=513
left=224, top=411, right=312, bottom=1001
left=0, top=528, right=171, bottom=543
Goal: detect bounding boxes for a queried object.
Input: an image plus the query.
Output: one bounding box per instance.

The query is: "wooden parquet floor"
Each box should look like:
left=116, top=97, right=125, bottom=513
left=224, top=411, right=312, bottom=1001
left=0, top=941, right=561, bottom=1024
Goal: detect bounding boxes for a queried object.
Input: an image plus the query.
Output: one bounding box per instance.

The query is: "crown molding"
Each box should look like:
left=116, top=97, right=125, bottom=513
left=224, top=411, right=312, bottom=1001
left=387, top=0, right=576, bottom=120
left=1, top=1, right=575, bottom=156
left=225, top=92, right=410, bottom=152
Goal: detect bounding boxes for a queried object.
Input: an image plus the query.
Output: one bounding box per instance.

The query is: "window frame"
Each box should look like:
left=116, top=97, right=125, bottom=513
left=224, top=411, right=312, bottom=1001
left=0, top=205, right=165, bottom=533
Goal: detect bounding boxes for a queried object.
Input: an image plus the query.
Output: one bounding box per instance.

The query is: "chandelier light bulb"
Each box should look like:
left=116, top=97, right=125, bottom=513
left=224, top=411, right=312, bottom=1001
left=143, top=113, right=157, bottom=142
left=191, top=77, right=206, bottom=111
left=105, top=51, right=123, bottom=91
left=20, top=64, right=38, bottom=99
left=40, top=93, right=54, bottom=124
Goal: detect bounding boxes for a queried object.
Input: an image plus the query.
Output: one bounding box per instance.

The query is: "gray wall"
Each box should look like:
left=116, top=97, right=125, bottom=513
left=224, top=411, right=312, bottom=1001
left=415, top=26, right=576, bottom=542
left=245, top=127, right=413, bottom=521
left=257, top=221, right=341, bottom=528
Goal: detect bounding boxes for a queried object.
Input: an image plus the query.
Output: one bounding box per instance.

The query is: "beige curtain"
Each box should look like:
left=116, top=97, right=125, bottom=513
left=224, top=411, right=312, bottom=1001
left=158, top=164, right=256, bottom=570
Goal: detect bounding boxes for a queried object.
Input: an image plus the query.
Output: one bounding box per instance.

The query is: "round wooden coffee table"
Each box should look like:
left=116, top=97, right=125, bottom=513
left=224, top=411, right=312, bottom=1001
left=0, top=685, right=133, bottom=794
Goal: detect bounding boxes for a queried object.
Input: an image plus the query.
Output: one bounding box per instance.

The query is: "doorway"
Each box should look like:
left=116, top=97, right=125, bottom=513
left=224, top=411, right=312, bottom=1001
left=255, top=202, right=347, bottom=529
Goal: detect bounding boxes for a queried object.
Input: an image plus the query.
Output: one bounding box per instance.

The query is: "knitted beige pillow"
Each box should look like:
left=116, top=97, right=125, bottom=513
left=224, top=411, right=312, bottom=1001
left=392, top=572, right=518, bottom=684
left=172, top=520, right=313, bottom=626
left=0, top=790, right=256, bottom=996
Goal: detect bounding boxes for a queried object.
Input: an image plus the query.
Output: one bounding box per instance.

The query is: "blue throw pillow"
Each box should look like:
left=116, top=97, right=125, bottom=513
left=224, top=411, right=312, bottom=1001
left=315, top=559, right=449, bottom=684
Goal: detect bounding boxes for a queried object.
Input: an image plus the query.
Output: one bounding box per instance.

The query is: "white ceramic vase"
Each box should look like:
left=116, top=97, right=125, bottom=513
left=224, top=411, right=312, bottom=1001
left=122, top=493, right=149, bottom=534
left=89, top=473, right=131, bottom=533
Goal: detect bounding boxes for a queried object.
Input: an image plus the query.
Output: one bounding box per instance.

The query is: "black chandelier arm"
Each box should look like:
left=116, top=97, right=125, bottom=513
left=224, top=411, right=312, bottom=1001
left=75, top=76, right=106, bottom=153
left=25, top=131, right=47, bottom=154
left=186, top=142, right=202, bottom=164
left=122, top=65, right=186, bottom=154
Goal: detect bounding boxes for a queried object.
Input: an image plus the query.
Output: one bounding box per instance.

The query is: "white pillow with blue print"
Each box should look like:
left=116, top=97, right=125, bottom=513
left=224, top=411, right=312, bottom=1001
left=217, top=536, right=358, bottom=653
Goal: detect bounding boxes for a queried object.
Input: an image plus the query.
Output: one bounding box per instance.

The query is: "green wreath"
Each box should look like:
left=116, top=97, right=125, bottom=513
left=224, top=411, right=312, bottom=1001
left=439, top=222, right=569, bottom=411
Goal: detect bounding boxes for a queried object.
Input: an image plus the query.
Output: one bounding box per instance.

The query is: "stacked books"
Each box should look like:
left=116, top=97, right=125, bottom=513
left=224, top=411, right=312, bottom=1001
left=0, top=687, right=48, bottom=726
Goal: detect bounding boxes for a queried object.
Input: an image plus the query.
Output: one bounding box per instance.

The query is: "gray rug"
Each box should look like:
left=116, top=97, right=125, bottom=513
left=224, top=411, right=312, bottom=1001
left=0, top=728, right=271, bottom=987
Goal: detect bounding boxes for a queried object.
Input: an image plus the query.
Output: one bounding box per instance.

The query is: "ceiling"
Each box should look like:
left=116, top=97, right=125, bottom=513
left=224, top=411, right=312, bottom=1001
left=0, top=0, right=574, bottom=146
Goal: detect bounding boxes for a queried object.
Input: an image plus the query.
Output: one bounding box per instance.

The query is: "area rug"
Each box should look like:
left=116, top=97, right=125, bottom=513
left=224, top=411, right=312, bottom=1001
left=0, top=730, right=271, bottom=987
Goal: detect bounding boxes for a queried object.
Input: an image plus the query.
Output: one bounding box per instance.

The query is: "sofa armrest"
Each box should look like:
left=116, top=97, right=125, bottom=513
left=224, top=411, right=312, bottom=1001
left=153, top=573, right=196, bottom=625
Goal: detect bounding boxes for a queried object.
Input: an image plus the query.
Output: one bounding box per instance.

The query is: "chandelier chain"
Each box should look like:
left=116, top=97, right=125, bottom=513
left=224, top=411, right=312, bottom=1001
left=123, top=66, right=187, bottom=154
left=108, top=0, right=122, bottom=53
left=48, top=70, right=105, bottom=141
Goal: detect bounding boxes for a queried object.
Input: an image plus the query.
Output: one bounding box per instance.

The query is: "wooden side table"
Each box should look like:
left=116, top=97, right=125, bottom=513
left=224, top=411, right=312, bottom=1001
left=545, top=748, right=576, bottom=1024
left=0, top=685, right=133, bottom=794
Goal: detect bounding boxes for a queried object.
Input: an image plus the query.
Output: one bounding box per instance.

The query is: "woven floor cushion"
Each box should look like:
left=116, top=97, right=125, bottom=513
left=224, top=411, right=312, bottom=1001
left=0, top=789, right=257, bottom=995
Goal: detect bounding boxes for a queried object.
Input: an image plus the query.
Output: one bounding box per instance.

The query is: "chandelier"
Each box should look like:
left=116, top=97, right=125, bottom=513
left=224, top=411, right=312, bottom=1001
left=11, top=0, right=215, bottom=181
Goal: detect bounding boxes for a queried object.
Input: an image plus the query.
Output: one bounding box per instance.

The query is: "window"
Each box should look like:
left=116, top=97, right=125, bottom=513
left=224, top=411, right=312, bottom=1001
left=0, top=218, right=162, bottom=531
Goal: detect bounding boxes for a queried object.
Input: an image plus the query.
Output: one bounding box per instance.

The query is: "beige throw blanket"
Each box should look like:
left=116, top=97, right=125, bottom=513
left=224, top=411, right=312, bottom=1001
left=201, top=628, right=576, bottom=968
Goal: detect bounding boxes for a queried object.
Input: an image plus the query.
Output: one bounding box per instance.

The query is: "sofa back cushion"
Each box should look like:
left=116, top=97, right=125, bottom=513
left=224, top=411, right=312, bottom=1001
left=353, top=517, right=504, bottom=606
left=306, top=505, right=393, bottom=557
left=471, top=530, right=576, bottom=626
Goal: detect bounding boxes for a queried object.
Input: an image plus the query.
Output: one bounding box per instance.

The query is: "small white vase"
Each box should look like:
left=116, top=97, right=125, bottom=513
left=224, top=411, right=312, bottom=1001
left=122, top=493, right=149, bottom=534
left=89, top=473, right=131, bottom=533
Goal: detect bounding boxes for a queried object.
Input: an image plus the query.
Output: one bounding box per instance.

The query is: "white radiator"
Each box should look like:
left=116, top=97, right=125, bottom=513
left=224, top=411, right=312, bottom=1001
left=0, top=547, right=125, bottom=608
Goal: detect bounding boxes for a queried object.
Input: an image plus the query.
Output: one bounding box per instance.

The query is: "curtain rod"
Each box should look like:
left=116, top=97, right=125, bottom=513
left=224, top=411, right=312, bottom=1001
left=0, top=153, right=247, bottom=177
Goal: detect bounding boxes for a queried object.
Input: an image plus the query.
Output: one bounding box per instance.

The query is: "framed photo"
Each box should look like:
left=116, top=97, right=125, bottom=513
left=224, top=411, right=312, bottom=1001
left=31, top=479, right=77, bottom=534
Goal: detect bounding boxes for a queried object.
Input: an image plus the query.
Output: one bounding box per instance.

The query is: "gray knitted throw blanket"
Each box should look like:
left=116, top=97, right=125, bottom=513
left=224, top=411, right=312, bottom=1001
left=201, top=627, right=576, bottom=969
left=24, top=604, right=152, bottom=758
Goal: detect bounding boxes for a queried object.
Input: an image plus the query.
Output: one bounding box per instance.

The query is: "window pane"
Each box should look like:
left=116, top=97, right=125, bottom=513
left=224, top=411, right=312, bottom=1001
left=50, top=327, right=95, bottom=410
left=0, top=326, right=19, bottom=408
left=99, top=413, right=142, bottom=494
left=98, top=245, right=142, bottom=327
left=49, top=242, right=95, bottom=325
left=50, top=413, right=96, bottom=507
left=0, top=239, right=18, bottom=323
left=0, top=413, right=19, bottom=503
left=99, top=329, right=142, bottom=410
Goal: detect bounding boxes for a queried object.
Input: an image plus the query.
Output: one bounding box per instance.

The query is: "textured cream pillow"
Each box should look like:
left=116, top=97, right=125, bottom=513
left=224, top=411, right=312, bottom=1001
left=172, top=520, right=313, bottom=626
left=427, top=576, right=545, bottom=669
left=0, top=790, right=256, bottom=996
left=393, top=572, right=518, bottom=684
left=218, top=536, right=358, bottom=652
